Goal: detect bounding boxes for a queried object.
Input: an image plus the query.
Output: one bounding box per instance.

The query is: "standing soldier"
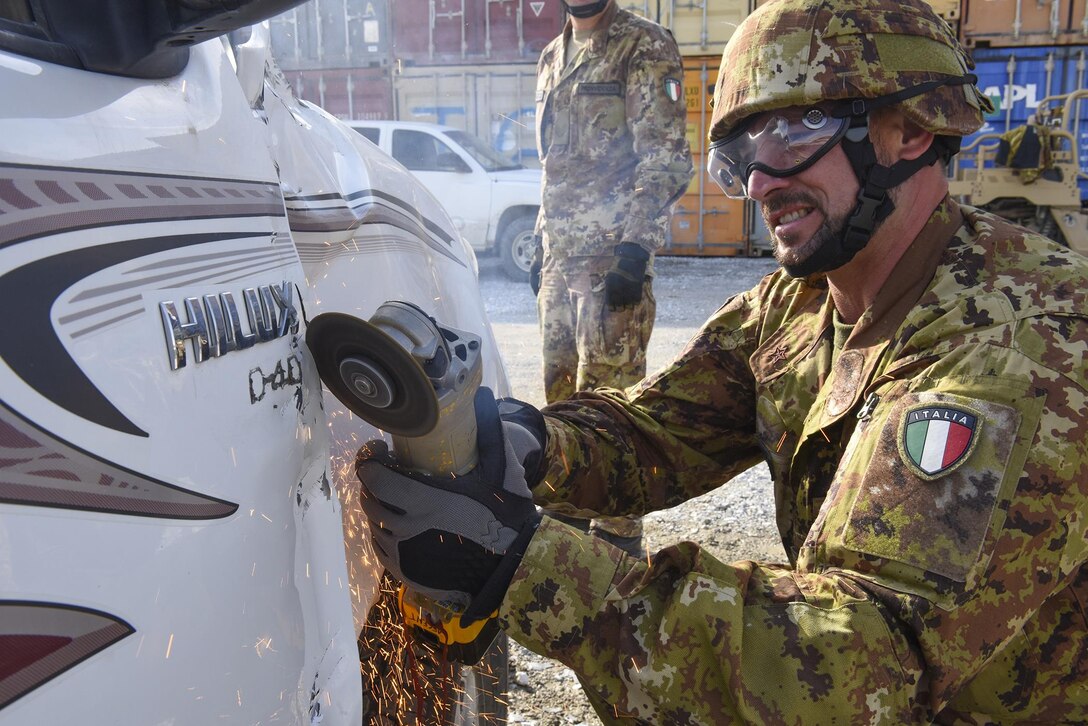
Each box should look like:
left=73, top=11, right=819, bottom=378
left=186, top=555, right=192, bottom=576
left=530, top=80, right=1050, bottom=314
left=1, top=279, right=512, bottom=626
left=356, top=0, right=1088, bottom=722
left=530, top=0, right=694, bottom=555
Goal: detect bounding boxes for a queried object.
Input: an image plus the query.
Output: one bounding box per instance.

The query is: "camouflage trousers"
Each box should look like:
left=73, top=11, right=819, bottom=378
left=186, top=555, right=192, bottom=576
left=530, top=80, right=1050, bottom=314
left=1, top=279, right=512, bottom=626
left=537, top=252, right=655, bottom=541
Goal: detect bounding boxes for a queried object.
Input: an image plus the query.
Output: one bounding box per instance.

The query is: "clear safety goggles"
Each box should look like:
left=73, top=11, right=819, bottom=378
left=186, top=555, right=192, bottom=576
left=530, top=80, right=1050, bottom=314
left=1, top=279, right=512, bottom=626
left=706, top=107, right=853, bottom=199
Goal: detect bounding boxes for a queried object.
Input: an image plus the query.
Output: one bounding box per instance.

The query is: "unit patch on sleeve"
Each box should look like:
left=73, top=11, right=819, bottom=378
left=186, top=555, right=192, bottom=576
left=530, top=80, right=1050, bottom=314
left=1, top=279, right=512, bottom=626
left=900, top=404, right=980, bottom=480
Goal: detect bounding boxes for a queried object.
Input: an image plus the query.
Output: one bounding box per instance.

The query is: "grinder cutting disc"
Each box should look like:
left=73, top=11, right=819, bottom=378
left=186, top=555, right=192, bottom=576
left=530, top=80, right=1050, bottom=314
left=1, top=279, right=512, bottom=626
left=306, top=312, right=438, bottom=437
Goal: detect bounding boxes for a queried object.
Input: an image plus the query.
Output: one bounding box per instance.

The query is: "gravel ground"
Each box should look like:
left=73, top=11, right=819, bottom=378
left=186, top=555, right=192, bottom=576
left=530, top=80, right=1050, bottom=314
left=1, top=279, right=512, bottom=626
left=476, top=254, right=785, bottom=726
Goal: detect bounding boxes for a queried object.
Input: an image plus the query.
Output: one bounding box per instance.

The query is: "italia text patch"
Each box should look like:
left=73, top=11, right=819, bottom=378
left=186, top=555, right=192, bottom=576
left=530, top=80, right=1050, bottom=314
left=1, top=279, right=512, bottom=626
left=900, top=405, right=980, bottom=480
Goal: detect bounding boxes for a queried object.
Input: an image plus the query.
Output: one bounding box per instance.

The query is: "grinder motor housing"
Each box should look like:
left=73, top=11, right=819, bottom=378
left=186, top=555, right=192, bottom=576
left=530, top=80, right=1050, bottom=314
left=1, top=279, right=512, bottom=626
left=307, top=301, right=483, bottom=476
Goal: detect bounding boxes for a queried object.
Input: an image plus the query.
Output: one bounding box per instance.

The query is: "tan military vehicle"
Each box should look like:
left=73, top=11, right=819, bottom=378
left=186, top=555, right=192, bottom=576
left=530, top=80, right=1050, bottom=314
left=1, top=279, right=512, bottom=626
left=949, top=89, right=1087, bottom=253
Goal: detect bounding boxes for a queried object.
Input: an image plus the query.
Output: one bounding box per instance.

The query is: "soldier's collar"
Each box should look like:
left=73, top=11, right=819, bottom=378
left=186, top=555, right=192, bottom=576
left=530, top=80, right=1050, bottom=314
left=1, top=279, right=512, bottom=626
left=844, top=196, right=963, bottom=353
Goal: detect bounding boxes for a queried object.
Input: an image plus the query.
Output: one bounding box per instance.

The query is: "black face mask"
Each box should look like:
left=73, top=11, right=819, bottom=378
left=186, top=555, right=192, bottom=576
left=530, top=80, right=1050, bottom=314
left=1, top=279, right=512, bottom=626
left=562, top=0, right=610, bottom=19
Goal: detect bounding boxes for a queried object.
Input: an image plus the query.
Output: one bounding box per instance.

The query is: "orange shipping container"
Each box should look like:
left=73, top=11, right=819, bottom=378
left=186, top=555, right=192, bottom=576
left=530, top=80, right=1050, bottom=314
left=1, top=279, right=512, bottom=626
left=664, top=56, right=753, bottom=256
left=961, top=0, right=1088, bottom=47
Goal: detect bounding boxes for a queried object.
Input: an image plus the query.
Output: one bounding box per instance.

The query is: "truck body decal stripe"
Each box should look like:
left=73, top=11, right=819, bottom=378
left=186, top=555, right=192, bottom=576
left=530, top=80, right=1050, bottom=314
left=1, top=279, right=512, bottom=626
left=0, top=404, right=238, bottom=519
left=0, top=601, right=134, bottom=710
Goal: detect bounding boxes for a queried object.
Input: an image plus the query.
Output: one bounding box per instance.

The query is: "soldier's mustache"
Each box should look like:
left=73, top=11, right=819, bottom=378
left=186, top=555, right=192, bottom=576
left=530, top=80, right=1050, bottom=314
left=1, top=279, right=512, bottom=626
left=761, top=192, right=822, bottom=220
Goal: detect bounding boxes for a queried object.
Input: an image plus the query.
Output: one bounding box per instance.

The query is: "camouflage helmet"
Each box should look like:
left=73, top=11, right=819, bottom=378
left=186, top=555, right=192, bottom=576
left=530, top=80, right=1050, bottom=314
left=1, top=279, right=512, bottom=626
left=709, top=0, right=995, bottom=142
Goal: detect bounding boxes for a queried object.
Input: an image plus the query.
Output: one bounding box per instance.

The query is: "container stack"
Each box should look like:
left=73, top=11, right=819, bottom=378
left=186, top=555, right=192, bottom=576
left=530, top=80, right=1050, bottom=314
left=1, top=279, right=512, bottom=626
left=622, top=1, right=757, bottom=256
left=268, top=0, right=1088, bottom=258
left=271, top=0, right=561, bottom=166
left=271, top=0, right=396, bottom=119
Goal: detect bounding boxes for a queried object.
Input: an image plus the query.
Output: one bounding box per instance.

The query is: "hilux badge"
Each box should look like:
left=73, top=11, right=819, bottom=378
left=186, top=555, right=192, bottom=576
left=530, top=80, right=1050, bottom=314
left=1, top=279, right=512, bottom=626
left=160, top=281, right=298, bottom=370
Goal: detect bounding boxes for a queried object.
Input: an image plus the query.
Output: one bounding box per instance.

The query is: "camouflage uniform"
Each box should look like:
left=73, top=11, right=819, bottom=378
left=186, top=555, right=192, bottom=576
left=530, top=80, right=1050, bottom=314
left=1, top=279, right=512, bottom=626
left=501, top=199, right=1088, bottom=723
left=538, top=253, right=655, bottom=403
left=535, top=1, right=692, bottom=543
left=534, top=1, right=693, bottom=404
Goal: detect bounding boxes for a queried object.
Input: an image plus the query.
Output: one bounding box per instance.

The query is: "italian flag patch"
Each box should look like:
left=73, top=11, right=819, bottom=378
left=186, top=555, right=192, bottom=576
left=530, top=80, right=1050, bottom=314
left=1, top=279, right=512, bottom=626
left=664, top=78, right=682, bottom=103
left=901, top=405, right=981, bottom=480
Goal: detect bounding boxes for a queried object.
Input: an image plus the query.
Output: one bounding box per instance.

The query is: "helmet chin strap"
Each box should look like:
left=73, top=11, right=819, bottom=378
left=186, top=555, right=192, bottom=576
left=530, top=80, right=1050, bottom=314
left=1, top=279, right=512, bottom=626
left=783, top=117, right=948, bottom=278
left=780, top=77, right=978, bottom=279
left=562, top=0, right=610, bottom=18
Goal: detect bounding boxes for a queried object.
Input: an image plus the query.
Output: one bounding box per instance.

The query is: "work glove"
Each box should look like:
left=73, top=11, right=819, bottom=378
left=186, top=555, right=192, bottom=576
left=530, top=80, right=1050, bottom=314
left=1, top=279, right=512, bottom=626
left=529, top=238, right=544, bottom=297
left=604, top=242, right=650, bottom=310
left=356, top=387, right=543, bottom=624
left=496, top=396, right=547, bottom=488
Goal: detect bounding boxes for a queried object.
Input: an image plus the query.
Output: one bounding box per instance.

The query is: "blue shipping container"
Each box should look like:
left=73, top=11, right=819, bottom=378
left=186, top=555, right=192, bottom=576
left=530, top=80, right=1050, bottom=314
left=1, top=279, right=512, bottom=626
left=964, top=45, right=1088, bottom=201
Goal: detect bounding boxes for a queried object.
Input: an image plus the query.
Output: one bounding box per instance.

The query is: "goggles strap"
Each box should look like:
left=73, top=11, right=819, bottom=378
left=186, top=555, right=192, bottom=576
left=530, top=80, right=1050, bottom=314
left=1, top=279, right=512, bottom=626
left=776, top=78, right=976, bottom=277
left=785, top=123, right=941, bottom=278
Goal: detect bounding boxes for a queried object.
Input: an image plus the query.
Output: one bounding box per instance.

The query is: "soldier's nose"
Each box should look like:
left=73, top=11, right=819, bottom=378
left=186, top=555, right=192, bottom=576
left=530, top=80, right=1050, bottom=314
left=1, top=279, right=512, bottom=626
left=746, top=168, right=789, bottom=202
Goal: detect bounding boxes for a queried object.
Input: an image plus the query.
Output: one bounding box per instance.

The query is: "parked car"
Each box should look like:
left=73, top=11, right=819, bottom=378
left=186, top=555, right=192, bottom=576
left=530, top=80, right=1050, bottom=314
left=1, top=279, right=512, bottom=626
left=0, top=5, right=508, bottom=725
left=347, top=120, right=542, bottom=281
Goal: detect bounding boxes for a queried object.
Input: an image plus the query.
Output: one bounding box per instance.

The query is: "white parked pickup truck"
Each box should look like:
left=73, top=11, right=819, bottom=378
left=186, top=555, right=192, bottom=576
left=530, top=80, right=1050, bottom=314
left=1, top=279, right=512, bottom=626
left=347, top=120, right=542, bottom=281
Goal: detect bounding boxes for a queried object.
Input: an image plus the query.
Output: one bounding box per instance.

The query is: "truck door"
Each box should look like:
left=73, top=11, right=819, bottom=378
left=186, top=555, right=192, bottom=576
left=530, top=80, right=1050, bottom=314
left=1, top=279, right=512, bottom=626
left=390, top=128, right=492, bottom=249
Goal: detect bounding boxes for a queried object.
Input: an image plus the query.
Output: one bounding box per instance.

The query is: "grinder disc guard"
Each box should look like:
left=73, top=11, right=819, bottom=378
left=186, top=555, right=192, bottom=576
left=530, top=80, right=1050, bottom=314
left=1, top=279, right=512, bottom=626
left=306, top=312, right=439, bottom=437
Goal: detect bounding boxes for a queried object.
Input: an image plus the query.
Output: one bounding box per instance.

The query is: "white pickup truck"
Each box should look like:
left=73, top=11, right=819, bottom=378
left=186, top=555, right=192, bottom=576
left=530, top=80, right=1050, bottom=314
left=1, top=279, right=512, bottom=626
left=348, top=120, right=542, bottom=281
left=0, top=3, right=509, bottom=724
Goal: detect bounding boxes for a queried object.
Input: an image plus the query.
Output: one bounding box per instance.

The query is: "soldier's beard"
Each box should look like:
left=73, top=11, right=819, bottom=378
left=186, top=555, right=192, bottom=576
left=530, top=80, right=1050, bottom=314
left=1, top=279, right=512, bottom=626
left=763, top=191, right=849, bottom=277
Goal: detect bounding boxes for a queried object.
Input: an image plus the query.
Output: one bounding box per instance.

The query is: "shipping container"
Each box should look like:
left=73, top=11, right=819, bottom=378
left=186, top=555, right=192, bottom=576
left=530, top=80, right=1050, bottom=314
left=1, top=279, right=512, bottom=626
left=269, top=0, right=391, bottom=71
left=925, top=0, right=962, bottom=21
left=389, top=58, right=765, bottom=256
left=392, top=64, right=540, bottom=165
left=660, top=0, right=750, bottom=56
left=959, top=44, right=1088, bottom=198
left=615, top=0, right=751, bottom=55
left=389, top=0, right=564, bottom=66
left=285, top=67, right=396, bottom=120
left=664, top=56, right=755, bottom=256
left=485, top=0, right=565, bottom=60
left=618, top=0, right=657, bottom=20
left=961, top=0, right=1088, bottom=47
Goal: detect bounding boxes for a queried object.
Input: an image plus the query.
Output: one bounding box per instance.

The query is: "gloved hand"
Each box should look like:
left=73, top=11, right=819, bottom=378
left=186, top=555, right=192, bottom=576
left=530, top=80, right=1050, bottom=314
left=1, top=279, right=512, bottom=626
left=604, top=242, right=650, bottom=310
left=529, top=238, right=544, bottom=297
left=356, top=387, right=542, bottom=624
left=496, top=396, right=547, bottom=487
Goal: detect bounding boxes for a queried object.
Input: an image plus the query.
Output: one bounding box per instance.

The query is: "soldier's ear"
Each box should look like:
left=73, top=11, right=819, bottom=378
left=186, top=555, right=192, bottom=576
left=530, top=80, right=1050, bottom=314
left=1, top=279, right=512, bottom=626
left=872, top=109, right=935, bottom=164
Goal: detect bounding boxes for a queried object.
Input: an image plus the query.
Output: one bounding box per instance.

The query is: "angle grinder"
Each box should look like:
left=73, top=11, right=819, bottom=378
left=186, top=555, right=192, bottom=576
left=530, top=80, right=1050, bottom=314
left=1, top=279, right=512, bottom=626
left=306, top=301, right=499, bottom=663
